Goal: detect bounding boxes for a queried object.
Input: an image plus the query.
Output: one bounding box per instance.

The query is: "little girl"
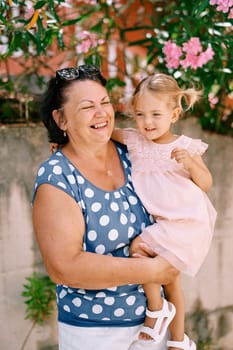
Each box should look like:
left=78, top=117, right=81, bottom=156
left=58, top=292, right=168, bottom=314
left=112, top=73, right=217, bottom=350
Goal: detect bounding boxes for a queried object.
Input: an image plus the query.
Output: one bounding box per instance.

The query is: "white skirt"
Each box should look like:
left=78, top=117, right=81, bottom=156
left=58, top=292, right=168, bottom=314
left=58, top=322, right=169, bottom=350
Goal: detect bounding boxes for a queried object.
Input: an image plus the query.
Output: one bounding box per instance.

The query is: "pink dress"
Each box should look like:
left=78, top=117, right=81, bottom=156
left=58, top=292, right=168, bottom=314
left=122, top=128, right=217, bottom=276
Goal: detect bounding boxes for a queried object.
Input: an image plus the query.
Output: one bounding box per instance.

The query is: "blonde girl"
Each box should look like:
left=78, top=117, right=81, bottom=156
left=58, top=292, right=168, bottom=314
left=112, top=73, right=217, bottom=350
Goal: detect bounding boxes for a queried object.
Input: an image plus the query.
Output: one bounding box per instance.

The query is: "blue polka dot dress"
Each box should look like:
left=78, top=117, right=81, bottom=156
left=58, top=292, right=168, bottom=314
left=33, top=142, right=153, bottom=328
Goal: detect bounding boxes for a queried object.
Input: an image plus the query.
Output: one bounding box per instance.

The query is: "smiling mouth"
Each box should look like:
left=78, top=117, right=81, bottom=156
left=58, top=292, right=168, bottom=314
left=91, top=121, right=108, bottom=129
left=145, top=127, right=156, bottom=131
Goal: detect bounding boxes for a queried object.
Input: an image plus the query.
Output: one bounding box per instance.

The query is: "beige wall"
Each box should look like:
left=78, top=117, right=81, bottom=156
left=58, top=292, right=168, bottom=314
left=0, top=119, right=232, bottom=349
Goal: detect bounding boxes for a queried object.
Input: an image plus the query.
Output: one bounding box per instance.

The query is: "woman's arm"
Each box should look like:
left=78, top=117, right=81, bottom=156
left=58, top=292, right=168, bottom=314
left=33, top=184, right=177, bottom=289
left=171, top=148, right=213, bottom=192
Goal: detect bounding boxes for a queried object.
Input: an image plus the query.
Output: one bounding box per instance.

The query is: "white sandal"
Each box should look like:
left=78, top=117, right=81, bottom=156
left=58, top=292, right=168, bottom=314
left=167, top=334, right=196, bottom=349
left=140, top=298, right=176, bottom=343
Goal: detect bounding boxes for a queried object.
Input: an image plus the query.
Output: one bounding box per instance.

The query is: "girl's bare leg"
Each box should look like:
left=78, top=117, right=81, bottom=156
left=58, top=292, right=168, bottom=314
left=140, top=282, right=163, bottom=340
left=130, top=236, right=179, bottom=342
left=164, top=274, right=185, bottom=349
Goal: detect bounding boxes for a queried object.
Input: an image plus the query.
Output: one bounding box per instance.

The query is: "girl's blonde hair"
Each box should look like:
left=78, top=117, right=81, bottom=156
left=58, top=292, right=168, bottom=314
left=132, top=73, right=202, bottom=116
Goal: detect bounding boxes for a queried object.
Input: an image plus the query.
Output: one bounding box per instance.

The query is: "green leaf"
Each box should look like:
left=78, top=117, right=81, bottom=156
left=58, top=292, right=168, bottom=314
left=48, top=0, right=61, bottom=23
left=34, top=0, right=47, bottom=10
left=57, top=30, right=65, bottom=49
left=106, top=77, right=125, bottom=92
left=128, top=38, right=151, bottom=47
left=21, top=272, right=56, bottom=325
left=90, top=20, right=103, bottom=33
left=26, top=30, right=39, bottom=46
left=37, top=15, right=44, bottom=37
left=62, top=17, right=83, bottom=26
left=192, top=0, right=210, bottom=16
left=121, top=25, right=152, bottom=33
left=62, top=7, right=96, bottom=26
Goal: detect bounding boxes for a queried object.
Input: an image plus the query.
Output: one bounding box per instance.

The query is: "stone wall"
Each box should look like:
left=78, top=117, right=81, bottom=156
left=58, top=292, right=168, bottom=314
left=0, top=119, right=232, bottom=349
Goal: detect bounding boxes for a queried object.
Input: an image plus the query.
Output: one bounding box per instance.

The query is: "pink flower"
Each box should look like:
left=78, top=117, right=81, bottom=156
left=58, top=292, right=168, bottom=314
left=82, top=0, right=97, bottom=5
left=180, top=53, right=199, bottom=69
left=198, top=47, right=215, bottom=66
left=182, top=37, right=202, bottom=55
left=162, top=41, right=182, bottom=69
left=113, top=0, right=122, bottom=8
left=76, top=31, right=98, bottom=54
left=180, top=47, right=214, bottom=70
left=24, top=8, right=34, bottom=20
left=228, top=8, right=233, bottom=18
left=217, top=4, right=229, bottom=12
left=163, top=37, right=214, bottom=70
left=209, top=0, right=233, bottom=15
left=97, top=39, right=105, bottom=45
left=208, top=92, right=219, bottom=109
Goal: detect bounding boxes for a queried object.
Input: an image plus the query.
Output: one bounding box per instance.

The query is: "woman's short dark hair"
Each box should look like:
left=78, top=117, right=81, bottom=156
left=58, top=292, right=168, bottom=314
left=40, top=65, right=107, bottom=144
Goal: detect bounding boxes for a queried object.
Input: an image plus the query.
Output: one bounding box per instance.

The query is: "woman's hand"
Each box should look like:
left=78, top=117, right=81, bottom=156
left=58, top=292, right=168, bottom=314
left=130, top=236, right=179, bottom=285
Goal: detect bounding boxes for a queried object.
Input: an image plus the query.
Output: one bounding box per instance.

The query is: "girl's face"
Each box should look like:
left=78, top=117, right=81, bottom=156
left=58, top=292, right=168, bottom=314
left=54, top=80, right=115, bottom=147
left=134, top=91, right=179, bottom=143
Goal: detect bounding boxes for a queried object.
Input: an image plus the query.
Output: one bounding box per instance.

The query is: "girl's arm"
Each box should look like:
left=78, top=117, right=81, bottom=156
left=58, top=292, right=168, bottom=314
left=111, top=128, right=125, bottom=144
left=33, top=184, right=177, bottom=289
left=171, top=148, right=213, bottom=192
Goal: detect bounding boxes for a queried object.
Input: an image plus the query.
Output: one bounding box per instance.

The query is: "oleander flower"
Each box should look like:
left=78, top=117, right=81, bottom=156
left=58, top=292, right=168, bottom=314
left=208, top=92, right=219, bottom=109
left=162, top=41, right=182, bottom=69
left=163, top=37, right=214, bottom=70
left=209, top=0, right=233, bottom=18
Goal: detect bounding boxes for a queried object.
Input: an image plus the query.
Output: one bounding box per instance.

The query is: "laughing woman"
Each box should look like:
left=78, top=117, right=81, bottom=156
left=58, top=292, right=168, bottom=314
left=32, top=65, right=177, bottom=350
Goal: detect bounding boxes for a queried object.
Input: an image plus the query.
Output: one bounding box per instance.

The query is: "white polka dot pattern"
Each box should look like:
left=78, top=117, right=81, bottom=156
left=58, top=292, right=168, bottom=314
left=33, top=143, right=153, bottom=328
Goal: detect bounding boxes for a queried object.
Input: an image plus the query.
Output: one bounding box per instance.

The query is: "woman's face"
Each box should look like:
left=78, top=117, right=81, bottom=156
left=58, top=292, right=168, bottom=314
left=58, top=80, right=115, bottom=147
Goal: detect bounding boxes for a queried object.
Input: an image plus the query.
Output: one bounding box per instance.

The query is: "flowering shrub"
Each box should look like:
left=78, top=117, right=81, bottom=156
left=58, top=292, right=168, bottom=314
left=210, top=0, right=233, bottom=18
left=0, top=0, right=232, bottom=135
left=76, top=30, right=104, bottom=54
left=127, top=0, right=233, bottom=135
left=163, top=38, right=215, bottom=70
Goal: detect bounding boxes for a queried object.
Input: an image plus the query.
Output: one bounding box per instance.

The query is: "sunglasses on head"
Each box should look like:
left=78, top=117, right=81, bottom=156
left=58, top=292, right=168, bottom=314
left=56, top=65, right=101, bottom=82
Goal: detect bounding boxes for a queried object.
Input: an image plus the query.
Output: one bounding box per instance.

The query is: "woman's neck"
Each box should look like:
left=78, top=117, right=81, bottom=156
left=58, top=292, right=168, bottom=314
left=63, top=140, right=110, bottom=162
left=61, top=140, right=125, bottom=191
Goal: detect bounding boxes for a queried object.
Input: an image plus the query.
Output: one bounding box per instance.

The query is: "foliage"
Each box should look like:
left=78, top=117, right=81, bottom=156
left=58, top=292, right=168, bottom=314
left=186, top=298, right=233, bottom=350
left=187, top=299, right=213, bottom=349
left=22, top=272, right=56, bottom=324
left=20, top=272, right=56, bottom=350
left=126, top=0, right=233, bottom=135
left=0, top=0, right=233, bottom=135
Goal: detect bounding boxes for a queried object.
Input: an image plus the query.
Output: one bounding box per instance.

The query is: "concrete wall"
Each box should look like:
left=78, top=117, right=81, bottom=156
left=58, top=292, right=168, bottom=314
left=174, top=118, right=233, bottom=349
left=0, top=125, right=58, bottom=350
left=0, top=119, right=232, bottom=349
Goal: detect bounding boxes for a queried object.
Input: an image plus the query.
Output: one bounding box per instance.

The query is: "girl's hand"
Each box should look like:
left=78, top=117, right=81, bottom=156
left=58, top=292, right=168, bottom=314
left=171, top=147, right=193, bottom=170
left=130, top=236, right=156, bottom=258
left=50, top=143, right=59, bottom=154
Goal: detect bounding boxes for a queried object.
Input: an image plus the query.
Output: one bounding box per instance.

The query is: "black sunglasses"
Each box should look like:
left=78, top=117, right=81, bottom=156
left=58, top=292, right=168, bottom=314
left=56, top=65, right=101, bottom=82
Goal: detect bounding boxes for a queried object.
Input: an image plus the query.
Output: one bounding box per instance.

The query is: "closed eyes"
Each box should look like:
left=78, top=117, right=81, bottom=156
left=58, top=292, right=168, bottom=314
left=80, top=101, right=112, bottom=110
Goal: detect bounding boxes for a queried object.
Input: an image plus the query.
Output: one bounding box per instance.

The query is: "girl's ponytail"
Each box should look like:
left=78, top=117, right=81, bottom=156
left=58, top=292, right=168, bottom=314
left=182, top=88, right=203, bottom=112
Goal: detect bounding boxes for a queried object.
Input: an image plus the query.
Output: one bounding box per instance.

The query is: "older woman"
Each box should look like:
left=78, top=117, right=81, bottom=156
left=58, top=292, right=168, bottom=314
left=32, top=65, right=176, bottom=350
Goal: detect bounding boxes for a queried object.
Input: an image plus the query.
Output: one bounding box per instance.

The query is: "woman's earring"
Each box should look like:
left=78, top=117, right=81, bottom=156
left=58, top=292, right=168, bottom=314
left=63, top=131, right=67, bottom=137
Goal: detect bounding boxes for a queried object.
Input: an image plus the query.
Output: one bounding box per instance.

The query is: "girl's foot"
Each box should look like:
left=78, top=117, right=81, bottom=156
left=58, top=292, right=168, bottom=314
left=139, top=298, right=176, bottom=343
left=167, top=334, right=196, bottom=350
